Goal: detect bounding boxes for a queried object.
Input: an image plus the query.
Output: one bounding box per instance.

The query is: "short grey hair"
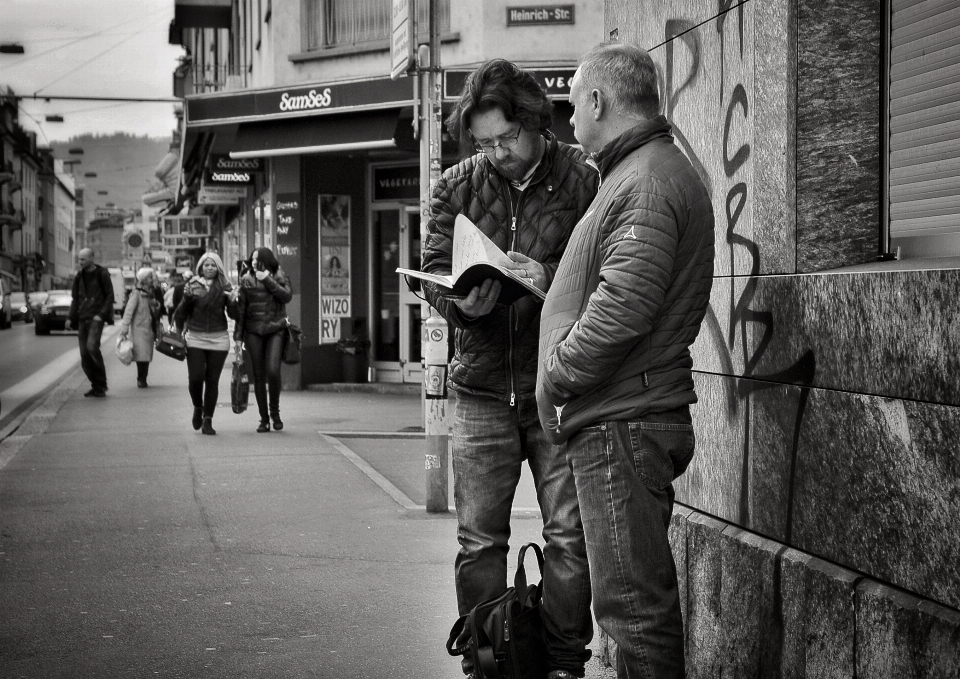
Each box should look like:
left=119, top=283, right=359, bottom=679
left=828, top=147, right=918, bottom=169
left=577, top=43, right=660, bottom=119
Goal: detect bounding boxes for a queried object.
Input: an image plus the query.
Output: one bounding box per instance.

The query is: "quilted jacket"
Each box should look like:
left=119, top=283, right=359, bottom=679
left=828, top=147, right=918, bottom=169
left=175, top=277, right=237, bottom=334
left=537, top=116, right=715, bottom=443
left=234, top=269, right=293, bottom=339
left=421, top=132, right=599, bottom=403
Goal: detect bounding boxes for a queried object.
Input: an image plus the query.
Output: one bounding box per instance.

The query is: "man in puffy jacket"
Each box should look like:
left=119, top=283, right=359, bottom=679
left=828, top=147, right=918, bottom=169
left=66, top=248, right=115, bottom=398
left=538, top=43, right=715, bottom=678
left=421, top=59, right=598, bottom=679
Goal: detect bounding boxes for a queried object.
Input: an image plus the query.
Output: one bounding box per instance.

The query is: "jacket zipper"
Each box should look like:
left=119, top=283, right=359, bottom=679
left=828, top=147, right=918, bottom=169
left=507, top=187, right=524, bottom=408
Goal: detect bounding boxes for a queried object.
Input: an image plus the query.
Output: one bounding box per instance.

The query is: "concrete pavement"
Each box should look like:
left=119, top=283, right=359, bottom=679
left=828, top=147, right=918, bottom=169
left=0, top=346, right=614, bottom=678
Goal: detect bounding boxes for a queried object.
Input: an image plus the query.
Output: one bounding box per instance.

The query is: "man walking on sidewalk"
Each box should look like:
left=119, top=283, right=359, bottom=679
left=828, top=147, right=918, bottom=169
left=66, top=248, right=115, bottom=398
left=421, top=59, right=598, bottom=679
left=538, top=43, right=715, bottom=678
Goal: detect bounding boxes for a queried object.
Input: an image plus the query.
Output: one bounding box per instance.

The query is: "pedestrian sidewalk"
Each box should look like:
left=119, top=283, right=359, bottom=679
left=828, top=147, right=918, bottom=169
left=0, top=344, right=614, bottom=678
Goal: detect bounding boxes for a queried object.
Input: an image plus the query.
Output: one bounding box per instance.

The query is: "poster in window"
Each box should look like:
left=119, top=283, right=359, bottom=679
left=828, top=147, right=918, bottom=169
left=319, top=194, right=351, bottom=345
left=274, top=193, right=300, bottom=284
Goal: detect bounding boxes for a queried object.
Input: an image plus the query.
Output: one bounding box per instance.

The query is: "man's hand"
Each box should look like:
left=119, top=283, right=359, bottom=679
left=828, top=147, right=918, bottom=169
left=504, top=251, right=548, bottom=292
left=455, top=279, right=501, bottom=318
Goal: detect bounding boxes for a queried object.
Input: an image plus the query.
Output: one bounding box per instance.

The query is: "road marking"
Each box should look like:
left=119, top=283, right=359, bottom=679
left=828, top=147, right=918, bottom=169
left=318, top=431, right=541, bottom=516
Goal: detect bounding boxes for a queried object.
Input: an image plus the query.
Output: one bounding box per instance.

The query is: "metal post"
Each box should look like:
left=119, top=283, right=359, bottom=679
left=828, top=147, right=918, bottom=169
left=421, top=0, right=449, bottom=513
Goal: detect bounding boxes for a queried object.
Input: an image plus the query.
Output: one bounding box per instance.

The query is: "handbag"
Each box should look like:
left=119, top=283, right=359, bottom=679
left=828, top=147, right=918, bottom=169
left=155, top=327, right=187, bottom=361
left=230, top=356, right=250, bottom=414
left=115, top=336, right=134, bottom=366
left=282, top=320, right=302, bottom=365
left=446, top=543, right=549, bottom=679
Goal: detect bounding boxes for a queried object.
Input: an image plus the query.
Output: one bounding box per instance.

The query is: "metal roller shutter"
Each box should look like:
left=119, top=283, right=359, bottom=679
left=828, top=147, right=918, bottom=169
left=888, top=0, right=960, bottom=248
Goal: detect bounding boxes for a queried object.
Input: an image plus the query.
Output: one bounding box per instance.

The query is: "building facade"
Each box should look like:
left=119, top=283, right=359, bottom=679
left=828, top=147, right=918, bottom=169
left=0, top=88, right=74, bottom=297
left=592, top=0, right=960, bottom=675
left=167, top=0, right=603, bottom=387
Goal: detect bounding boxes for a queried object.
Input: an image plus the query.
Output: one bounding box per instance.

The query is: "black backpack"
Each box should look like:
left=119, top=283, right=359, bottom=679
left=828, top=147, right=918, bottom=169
left=446, top=543, right=549, bottom=679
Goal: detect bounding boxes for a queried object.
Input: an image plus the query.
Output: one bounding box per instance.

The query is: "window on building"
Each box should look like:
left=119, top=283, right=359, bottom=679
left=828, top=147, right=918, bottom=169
left=886, top=0, right=960, bottom=259
left=303, top=0, right=449, bottom=52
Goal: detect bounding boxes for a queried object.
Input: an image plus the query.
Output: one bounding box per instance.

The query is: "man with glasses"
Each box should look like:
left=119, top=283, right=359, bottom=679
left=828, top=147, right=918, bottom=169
left=420, top=59, right=598, bottom=679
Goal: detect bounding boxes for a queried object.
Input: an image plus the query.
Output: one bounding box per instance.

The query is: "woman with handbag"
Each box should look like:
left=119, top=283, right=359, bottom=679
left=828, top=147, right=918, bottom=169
left=118, top=267, right=161, bottom=388
left=174, top=252, right=239, bottom=436
left=235, top=247, right=293, bottom=433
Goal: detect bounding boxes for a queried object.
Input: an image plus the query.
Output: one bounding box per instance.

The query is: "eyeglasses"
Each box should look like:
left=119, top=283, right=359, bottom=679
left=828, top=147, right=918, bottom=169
left=473, top=127, right=522, bottom=153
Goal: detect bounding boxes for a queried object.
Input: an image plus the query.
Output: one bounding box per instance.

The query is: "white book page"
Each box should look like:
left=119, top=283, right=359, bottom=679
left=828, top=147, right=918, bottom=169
left=452, top=214, right=515, bottom=280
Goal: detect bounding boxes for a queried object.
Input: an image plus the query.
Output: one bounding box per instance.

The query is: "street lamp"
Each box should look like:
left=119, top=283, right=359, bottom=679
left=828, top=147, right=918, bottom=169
left=45, top=115, right=64, bottom=122
left=0, top=44, right=25, bottom=54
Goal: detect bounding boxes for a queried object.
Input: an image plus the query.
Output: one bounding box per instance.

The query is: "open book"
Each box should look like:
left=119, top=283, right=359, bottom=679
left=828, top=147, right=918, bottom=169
left=397, top=214, right=546, bottom=305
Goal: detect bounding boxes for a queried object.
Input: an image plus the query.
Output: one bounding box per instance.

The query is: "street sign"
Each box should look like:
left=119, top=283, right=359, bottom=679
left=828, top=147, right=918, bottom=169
left=198, top=184, right=247, bottom=205
left=390, top=0, right=413, bottom=80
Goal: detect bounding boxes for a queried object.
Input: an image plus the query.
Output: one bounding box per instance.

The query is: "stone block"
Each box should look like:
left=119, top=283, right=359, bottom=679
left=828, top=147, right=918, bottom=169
left=791, top=391, right=960, bottom=609
left=779, top=549, right=857, bottom=679
left=686, top=512, right=727, bottom=679
left=718, top=526, right=783, bottom=678
left=856, top=580, right=960, bottom=678
left=670, top=504, right=694, bottom=642
left=677, top=373, right=745, bottom=524
left=796, top=0, right=881, bottom=271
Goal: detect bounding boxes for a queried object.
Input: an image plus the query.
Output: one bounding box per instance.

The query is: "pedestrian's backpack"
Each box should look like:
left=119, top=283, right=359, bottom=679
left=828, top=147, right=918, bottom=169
left=446, top=543, right=549, bottom=679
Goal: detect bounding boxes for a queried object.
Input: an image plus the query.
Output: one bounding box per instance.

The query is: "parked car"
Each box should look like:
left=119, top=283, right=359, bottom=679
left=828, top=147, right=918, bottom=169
left=10, top=291, right=34, bottom=323
left=34, top=289, right=73, bottom=335
left=0, top=276, right=11, bottom=330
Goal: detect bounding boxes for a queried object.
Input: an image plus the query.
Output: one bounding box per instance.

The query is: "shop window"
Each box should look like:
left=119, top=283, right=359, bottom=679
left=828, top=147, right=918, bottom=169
left=886, top=0, right=960, bottom=259
left=303, top=0, right=449, bottom=52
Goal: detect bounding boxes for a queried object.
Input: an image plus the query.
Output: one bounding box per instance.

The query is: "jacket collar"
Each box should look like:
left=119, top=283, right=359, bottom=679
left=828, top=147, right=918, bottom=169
left=593, top=115, right=673, bottom=178
left=483, top=130, right=559, bottom=188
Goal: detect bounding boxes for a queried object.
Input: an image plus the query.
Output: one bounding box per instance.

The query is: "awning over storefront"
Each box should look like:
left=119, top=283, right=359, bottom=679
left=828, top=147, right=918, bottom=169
left=229, top=110, right=403, bottom=159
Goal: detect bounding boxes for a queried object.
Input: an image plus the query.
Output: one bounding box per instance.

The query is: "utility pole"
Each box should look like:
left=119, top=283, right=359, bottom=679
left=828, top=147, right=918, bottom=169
left=420, top=0, right=449, bottom=513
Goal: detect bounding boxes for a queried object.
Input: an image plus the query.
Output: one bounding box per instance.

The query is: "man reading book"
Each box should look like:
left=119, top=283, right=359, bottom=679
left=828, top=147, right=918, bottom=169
left=419, top=58, right=599, bottom=679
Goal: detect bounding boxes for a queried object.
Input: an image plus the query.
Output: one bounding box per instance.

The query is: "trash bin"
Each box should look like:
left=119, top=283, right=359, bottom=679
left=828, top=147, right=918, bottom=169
left=336, top=335, right=370, bottom=383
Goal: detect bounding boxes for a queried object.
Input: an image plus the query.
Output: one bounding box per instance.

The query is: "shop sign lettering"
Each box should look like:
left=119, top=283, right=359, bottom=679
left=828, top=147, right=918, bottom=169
left=279, top=88, right=333, bottom=112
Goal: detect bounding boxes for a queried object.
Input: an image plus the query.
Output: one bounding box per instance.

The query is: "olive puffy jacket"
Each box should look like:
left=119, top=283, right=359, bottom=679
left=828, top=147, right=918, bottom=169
left=234, top=269, right=293, bottom=339
left=537, top=117, right=715, bottom=443
left=421, top=132, right=599, bottom=403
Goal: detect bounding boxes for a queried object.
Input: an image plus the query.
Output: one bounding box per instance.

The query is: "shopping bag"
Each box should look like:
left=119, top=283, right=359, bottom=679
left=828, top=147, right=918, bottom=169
left=230, top=357, right=250, bottom=414
left=115, top=336, right=134, bottom=366
left=155, top=328, right=187, bottom=361
left=282, top=322, right=302, bottom=365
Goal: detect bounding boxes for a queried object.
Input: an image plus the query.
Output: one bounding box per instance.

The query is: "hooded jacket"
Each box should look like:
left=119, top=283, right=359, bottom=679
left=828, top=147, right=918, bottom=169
left=421, top=132, right=598, bottom=403
left=537, top=117, right=715, bottom=443
left=175, top=252, right=237, bottom=334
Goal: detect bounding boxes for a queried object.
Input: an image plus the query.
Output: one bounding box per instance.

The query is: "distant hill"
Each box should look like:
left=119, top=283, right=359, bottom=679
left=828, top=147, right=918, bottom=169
left=51, top=133, right=173, bottom=219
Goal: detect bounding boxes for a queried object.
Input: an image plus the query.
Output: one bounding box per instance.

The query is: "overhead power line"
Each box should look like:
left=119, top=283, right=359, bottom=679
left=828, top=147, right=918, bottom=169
left=12, top=95, right=180, bottom=103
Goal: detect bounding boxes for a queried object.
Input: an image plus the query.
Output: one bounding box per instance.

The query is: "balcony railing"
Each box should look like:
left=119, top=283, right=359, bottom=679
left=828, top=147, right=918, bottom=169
left=191, top=64, right=246, bottom=94
left=303, top=0, right=450, bottom=52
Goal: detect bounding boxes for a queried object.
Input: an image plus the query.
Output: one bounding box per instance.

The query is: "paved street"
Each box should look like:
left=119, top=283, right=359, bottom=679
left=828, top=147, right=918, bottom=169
left=0, top=340, right=614, bottom=678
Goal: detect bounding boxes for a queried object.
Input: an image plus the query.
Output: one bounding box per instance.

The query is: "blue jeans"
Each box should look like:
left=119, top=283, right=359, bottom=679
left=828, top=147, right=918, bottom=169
left=566, top=407, right=695, bottom=679
left=452, top=391, right=592, bottom=676
left=77, top=318, right=107, bottom=392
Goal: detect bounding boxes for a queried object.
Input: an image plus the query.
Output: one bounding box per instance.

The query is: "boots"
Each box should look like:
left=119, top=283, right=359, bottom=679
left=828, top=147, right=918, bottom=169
left=257, top=419, right=270, bottom=433
left=270, top=410, right=283, bottom=431
left=201, top=417, right=216, bottom=435
left=192, top=407, right=203, bottom=431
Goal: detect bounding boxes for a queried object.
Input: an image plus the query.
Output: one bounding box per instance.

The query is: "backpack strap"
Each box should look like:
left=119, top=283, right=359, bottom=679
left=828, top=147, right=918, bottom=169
left=445, top=615, right=470, bottom=657
left=514, top=542, right=545, bottom=594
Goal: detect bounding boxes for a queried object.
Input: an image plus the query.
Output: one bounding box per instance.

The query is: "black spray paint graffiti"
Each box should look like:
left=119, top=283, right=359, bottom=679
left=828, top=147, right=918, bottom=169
left=663, top=5, right=815, bottom=543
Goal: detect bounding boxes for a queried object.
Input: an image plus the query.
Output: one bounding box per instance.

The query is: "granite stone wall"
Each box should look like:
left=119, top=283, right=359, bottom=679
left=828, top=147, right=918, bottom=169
left=597, top=0, right=960, bottom=672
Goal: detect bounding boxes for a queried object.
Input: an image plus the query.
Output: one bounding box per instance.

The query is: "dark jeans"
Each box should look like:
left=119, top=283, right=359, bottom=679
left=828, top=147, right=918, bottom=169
left=452, top=391, right=592, bottom=676
left=245, top=331, right=284, bottom=420
left=77, top=318, right=107, bottom=392
left=566, top=407, right=695, bottom=679
left=186, top=348, right=228, bottom=418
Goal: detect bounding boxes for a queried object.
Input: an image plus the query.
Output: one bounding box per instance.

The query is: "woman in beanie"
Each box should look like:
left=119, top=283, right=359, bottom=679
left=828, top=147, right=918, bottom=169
left=174, top=252, right=239, bottom=435
left=119, top=267, right=161, bottom=388
left=235, top=247, right=292, bottom=432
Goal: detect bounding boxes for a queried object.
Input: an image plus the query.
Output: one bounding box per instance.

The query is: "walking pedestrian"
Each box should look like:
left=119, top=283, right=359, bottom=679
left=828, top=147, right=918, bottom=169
left=66, top=248, right=115, bottom=398
left=118, top=267, right=161, bottom=388
left=537, top=43, right=715, bottom=679
left=419, top=59, right=599, bottom=679
left=174, top=252, right=239, bottom=436
left=234, top=247, right=292, bottom=433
